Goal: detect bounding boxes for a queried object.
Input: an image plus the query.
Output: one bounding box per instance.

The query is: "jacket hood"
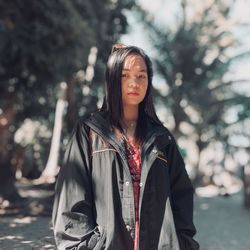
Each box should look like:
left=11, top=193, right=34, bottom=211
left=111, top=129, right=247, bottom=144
left=84, top=110, right=173, bottom=153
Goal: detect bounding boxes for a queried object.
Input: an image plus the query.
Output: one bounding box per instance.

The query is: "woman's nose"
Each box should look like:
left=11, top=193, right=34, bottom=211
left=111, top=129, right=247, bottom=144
left=128, top=78, right=139, bottom=88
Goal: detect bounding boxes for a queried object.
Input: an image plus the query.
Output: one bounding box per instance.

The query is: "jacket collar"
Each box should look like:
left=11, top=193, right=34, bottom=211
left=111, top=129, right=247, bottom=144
left=84, top=110, right=171, bottom=153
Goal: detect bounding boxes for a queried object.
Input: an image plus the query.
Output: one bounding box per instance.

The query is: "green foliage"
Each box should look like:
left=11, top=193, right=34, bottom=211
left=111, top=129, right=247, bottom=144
left=137, top=0, right=250, bottom=173
left=0, top=0, right=135, bottom=183
left=0, top=0, right=97, bottom=123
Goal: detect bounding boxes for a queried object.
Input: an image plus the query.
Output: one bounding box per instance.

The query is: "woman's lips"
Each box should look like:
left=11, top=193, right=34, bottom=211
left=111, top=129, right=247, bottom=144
left=128, top=92, right=139, bottom=96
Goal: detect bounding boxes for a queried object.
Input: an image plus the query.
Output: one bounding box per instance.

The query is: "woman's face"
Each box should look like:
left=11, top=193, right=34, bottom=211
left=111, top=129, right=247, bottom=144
left=121, top=54, right=148, bottom=107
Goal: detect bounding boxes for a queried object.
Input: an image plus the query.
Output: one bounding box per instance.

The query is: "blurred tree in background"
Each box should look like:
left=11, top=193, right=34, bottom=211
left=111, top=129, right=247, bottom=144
left=135, top=0, right=250, bottom=190
left=0, top=0, right=134, bottom=202
left=1, top=0, right=249, bottom=209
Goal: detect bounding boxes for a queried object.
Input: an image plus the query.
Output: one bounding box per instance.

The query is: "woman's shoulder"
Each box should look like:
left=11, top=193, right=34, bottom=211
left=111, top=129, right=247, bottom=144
left=146, top=115, right=170, bottom=133
left=146, top=116, right=178, bottom=144
left=76, top=110, right=107, bottom=125
left=73, top=110, right=111, bottom=139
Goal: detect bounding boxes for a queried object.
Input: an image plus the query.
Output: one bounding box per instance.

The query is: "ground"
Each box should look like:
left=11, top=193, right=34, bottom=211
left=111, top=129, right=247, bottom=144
left=0, top=179, right=55, bottom=250
left=0, top=216, right=54, bottom=249
left=194, top=191, right=250, bottom=250
left=0, top=180, right=250, bottom=250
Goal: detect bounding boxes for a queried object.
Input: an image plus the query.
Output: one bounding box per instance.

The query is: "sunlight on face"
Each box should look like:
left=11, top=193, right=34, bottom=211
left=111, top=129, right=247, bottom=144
left=121, top=54, right=148, bottom=108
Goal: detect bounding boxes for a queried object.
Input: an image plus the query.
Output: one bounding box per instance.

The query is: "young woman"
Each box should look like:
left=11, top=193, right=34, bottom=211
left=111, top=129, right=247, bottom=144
left=52, top=45, right=199, bottom=250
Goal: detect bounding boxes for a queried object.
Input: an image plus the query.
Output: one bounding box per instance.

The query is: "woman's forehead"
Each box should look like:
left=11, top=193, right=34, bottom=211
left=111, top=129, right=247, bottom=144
left=123, top=54, right=147, bottom=71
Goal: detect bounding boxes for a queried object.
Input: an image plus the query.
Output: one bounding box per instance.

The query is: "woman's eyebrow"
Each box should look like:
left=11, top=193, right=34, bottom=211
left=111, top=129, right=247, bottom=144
left=122, top=68, right=147, bottom=72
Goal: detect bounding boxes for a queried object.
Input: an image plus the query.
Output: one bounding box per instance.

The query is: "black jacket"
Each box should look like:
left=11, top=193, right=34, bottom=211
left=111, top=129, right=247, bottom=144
left=52, top=111, right=199, bottom=250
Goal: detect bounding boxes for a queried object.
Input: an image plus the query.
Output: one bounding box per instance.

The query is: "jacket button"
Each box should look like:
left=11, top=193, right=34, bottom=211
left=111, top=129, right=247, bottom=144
left=168, top=135, right=171, bottom=140
left=139, top=182, right=143, bottom=187
left=125, top=181, right=129, bottom=186
left=152, top=149, right=157, bottom=154
left=126, top=225, right=131, bottom=231
left=130, top=230, right=135, bottom=238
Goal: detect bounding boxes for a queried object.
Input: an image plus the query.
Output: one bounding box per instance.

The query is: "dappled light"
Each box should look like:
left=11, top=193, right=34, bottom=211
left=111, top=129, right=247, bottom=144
left=0, top=216, right=55, bottom=249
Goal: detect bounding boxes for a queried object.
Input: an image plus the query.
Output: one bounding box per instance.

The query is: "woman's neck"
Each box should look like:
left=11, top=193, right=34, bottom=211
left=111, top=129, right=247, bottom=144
left=122, top=105, right=138, bottom=123
left=121, top=105, right=139, bottom=140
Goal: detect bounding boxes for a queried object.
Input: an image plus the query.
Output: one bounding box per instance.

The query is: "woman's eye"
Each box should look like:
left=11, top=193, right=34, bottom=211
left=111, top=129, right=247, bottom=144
left=122, top=73, right=127, bottom=78
left=138, top=74, right=146, bottom=79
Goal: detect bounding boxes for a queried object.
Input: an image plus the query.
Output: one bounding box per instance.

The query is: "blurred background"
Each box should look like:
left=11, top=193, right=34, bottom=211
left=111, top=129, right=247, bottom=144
left=0, top=0, right=250, bottom=249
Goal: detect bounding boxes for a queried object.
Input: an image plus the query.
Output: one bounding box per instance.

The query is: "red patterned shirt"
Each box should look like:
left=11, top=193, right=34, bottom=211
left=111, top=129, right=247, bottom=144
left=126, top=138, right=141, bottom=250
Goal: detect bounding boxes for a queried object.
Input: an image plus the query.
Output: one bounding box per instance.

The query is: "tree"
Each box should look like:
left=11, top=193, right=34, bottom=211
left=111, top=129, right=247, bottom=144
left=0, top=0, right=135, bottom=202
left=136, top=0, right=250, bottom=183
left=0, top=0, right=96, bottom=201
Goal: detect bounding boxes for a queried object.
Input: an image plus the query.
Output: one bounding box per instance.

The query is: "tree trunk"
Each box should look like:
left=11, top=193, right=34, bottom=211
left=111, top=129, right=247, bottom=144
left=40, top=83, right=67, bottom=181
left=243, top=164, right=250, bottom=209
left=192, top=135, right=208, bottom=186
left=0, top=152, right=16, bottom=200
left=0, top=99, right=20, bottom=202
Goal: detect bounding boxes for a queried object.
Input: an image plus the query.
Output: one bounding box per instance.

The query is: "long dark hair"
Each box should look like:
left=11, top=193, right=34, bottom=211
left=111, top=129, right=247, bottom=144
left=101, top=45, right=162, bottom=142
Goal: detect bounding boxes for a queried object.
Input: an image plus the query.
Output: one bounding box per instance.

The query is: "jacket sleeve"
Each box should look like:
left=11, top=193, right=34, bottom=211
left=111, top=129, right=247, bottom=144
left=52, top=121, right=99, bottom=250
left=167, top=139, right=199, bottom=250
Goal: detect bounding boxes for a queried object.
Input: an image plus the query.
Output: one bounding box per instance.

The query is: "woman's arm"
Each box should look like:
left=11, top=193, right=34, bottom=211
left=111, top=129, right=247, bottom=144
left=52, top=121, right=99, bottom=250
left=167, top=139, right=199, bottom=250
